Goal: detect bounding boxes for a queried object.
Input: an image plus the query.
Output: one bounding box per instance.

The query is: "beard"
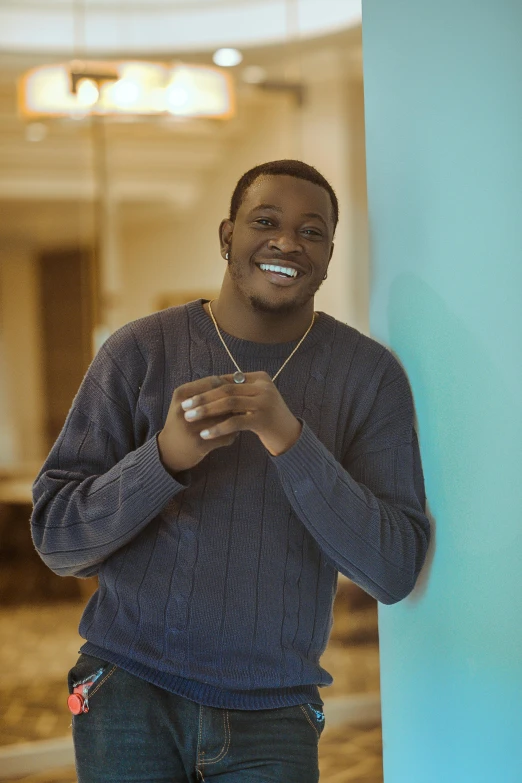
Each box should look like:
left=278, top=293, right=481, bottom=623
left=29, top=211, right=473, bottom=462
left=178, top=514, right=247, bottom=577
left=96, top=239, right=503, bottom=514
left=248, top=290, right=314, bottom=315
left=227, top=245, right=324, bottom=315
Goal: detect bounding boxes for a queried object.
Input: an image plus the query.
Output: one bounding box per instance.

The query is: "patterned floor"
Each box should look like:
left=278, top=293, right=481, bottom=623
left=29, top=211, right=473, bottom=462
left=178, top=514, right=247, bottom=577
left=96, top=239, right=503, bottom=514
left=1, top=772, right=77, bottom=783
left=0, top=589, right=382, bottom=782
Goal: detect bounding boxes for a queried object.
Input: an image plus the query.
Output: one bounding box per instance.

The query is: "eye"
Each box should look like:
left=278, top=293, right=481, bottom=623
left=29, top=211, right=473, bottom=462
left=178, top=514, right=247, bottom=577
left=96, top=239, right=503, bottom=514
left=302, top=228, right=323, bottom=238
left=254, top=218, right=274, bottom=227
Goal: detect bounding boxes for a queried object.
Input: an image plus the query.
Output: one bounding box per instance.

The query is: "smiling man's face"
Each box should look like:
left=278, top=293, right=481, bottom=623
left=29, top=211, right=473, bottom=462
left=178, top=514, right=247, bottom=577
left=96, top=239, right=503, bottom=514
left=220, top=175, right=335, bottom=314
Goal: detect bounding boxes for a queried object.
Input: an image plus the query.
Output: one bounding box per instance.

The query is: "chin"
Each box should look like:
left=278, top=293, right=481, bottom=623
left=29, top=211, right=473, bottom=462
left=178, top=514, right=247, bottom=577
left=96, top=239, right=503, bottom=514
left=248, top=292, right=307, bottom=315
left=248, top=280, right=322, bottom=314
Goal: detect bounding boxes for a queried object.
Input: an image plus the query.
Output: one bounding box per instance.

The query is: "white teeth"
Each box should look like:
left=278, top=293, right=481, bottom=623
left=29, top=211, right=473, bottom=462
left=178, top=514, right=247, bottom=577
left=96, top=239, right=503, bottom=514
left=259, top=263, right=298, bottom=278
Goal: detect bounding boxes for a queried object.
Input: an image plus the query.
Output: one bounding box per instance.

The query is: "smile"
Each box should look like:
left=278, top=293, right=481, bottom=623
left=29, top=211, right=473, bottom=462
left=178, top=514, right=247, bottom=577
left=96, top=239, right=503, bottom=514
left=258, top=263, right=299, bottom=278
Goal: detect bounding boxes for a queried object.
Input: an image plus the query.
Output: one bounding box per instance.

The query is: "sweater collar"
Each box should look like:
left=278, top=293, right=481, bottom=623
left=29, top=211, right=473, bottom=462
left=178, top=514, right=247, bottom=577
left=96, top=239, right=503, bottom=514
left=187, top=298, right=334, bottom=360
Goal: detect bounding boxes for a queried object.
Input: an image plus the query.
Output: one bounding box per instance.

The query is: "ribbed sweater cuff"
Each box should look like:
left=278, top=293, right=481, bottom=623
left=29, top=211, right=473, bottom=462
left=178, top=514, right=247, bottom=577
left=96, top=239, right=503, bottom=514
left=133, top=433, right=189, bottom=508
left=271, top=420, right=334, bottom=485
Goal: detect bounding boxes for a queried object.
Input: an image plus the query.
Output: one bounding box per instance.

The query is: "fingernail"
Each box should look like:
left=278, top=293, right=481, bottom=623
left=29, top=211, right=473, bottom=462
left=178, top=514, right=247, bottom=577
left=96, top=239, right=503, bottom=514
left=200, top=429, right=211, bottom=439
left=181, top=398, right=194, bottom=410
left=184, top=409, right=198, bottom=421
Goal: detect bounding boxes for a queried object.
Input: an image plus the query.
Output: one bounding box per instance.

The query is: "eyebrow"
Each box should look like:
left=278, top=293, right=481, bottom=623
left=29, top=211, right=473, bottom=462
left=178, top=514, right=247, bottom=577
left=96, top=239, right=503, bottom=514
left=301, top=212, right=329, bottom=230
left=249, top=204, right=329, bottom=230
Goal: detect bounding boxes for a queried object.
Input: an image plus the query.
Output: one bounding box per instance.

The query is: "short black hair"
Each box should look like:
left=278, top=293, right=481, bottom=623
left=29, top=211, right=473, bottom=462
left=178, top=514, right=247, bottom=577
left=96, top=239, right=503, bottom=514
left=229, top=159, right=339, bottom=231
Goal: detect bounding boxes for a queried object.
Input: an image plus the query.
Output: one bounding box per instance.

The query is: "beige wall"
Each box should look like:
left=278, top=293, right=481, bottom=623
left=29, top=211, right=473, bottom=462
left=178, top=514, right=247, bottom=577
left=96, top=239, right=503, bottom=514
left=0, top=242, right=46, bottom=465
left=0, top=303, right=16, bottom=465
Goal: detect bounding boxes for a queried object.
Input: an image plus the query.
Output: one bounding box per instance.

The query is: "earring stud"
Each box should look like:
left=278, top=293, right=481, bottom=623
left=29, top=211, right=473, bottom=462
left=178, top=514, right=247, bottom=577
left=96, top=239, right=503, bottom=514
left=225, top=252, right=229, bottom=260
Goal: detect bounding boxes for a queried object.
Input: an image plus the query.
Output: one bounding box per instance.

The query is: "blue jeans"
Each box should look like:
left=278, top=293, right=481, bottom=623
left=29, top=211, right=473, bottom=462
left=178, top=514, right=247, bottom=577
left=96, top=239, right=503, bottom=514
left=68, top=654, right=325, bottom=782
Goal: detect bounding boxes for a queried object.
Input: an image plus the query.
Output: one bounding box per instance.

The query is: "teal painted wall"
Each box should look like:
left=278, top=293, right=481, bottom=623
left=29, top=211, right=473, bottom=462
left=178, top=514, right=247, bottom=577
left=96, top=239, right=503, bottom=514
left=361, top=2, right=522, bottom=781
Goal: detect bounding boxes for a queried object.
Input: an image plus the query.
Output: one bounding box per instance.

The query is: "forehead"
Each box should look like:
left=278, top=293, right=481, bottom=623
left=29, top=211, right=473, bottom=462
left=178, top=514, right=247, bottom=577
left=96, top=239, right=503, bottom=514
left=240, top=175, right=334, bottom=228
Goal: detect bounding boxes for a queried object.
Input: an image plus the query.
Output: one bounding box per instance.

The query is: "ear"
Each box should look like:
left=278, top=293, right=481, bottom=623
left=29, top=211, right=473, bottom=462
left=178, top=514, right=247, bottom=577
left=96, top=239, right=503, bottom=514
left=219, top=219, right=234, bottom=259
left=328, top=242, right=335, bottom=264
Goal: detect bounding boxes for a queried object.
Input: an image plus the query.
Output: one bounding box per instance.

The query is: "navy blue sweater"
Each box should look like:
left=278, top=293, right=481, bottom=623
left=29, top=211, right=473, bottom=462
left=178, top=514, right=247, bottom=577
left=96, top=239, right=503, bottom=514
left=31, top=300, right=430, bottom=709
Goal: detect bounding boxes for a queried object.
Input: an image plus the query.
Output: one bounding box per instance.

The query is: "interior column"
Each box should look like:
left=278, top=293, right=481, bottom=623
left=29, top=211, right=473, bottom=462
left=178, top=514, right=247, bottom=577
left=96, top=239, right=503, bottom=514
left=361, top=3, right=522, bottom=780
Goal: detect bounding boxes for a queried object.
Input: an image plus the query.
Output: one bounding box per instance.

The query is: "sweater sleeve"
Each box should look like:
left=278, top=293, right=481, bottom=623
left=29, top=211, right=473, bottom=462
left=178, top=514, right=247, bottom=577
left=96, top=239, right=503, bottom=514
left=271, top=353, right=430, bottom=605
left=31, top=328, right=186, bottom=578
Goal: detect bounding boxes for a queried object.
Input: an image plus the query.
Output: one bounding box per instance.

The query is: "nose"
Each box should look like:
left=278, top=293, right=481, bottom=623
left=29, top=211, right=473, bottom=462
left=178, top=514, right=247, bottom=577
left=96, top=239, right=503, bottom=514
left=268, top=230, right=302, bottom=255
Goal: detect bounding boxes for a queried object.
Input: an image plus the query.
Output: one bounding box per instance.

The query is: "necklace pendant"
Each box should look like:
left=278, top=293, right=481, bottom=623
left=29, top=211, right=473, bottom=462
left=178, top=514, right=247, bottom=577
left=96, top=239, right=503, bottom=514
left=233, top=370, right=246, bottom=384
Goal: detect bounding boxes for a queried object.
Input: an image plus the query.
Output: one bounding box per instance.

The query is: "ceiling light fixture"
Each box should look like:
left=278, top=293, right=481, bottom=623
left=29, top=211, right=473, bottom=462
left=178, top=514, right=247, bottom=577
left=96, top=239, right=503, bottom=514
left=19, top=61, right=235, bottom=119
left=212, top=48, right=243, bottom=67
left=76, top=78, right=99, bottom=107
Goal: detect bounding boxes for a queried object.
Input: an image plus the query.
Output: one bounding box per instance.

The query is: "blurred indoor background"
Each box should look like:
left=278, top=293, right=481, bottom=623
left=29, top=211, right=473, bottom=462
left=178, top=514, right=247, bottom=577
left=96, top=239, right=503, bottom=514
left=0, top=1, right=381, bottom=780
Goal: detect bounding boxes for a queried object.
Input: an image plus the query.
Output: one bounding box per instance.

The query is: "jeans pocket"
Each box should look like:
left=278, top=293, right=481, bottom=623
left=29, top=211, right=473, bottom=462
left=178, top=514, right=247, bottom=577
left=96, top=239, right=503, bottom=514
left=67, top=654, right=117, bottom=715
left=299, top=703, right=326, bottom=738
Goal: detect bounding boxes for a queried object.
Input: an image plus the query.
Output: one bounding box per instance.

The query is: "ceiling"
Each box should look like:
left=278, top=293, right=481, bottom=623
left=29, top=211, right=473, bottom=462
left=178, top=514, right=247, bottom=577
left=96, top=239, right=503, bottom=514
left=0, top=0, right=361, bottom=55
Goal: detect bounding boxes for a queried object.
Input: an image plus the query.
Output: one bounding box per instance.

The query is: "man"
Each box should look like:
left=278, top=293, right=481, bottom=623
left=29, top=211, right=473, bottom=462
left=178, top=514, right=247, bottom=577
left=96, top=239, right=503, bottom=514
left=32, top=159, right=430, bottom=782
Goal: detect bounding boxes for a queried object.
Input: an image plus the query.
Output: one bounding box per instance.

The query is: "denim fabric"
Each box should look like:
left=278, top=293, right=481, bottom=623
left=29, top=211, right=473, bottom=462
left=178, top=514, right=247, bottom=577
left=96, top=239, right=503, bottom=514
left=68, top=654, right=325, bottom=783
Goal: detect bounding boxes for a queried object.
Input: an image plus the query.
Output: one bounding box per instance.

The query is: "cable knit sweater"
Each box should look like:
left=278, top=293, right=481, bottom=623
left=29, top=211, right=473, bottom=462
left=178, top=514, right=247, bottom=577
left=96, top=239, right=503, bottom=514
left=31, top=299, right=430, bottom=709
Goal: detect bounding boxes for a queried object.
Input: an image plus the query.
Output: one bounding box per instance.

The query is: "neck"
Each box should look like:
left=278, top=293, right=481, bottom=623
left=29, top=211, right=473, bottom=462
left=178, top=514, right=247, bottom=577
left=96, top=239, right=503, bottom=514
left=205, top=275, right=315, bottom=343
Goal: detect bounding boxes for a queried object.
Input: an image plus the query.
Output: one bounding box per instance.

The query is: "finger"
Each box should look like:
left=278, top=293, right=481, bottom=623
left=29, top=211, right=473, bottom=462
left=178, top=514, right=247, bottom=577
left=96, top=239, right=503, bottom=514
left=183, top=395, right=258, bottom=423
left=196, top=414, right=240, bottom=449
left=181, top=383, right=259, bottom=412
left=202, top=431, right=238, bottom=450
left=199, top=413, right=254, bottom=441
left=173, top=375, right=225, bottom=402
left=183, top=413, right=234, bottom=433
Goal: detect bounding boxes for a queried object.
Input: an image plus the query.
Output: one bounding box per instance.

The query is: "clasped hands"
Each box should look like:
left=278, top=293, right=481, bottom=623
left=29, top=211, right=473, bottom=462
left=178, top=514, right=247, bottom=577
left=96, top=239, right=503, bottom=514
left=157, top=372, right=302, bottom=475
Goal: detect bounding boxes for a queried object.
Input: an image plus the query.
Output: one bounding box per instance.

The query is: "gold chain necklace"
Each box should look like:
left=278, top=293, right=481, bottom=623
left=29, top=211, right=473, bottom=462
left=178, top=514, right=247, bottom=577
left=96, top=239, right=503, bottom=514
left=207, top=300, right=316, bottom=384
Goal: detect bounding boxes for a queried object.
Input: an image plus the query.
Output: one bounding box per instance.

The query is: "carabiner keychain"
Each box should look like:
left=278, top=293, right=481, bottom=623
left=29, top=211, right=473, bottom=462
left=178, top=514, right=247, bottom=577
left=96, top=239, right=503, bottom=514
left=67, top=667, right=104, bottom=715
